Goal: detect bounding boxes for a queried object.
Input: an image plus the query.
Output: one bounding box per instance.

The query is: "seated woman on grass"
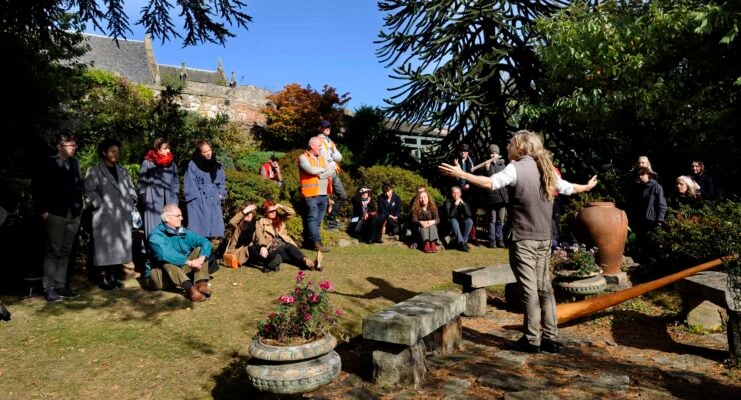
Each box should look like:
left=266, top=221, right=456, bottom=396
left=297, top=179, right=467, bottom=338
left=411, top=190, right=441, bottom=253
left=224, top=202, right=258, bottom=267
left=254, top=200, right=321, bottom=272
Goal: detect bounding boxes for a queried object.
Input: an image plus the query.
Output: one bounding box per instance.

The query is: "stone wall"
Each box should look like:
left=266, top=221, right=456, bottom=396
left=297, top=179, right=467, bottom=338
left=155, top=82, right=272, bottom=130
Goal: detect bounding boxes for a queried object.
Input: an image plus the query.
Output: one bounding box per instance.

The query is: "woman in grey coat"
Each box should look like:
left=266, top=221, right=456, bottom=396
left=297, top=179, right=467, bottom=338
left=138, top=137, right=179, bottom=237
left=184, top=140, right=226, bottom=239
left=84, top=138, right=138, bottom=289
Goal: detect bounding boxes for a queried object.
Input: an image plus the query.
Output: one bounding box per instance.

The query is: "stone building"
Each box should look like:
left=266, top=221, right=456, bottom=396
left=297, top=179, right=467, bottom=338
left=76, top=33, right=271, bottom=129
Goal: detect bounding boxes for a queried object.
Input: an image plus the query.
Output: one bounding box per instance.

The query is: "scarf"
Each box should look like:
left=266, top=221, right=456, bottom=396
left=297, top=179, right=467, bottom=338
left=192, top=151, right=220, bottom=182
left=144, top=149, right=174, bottom=168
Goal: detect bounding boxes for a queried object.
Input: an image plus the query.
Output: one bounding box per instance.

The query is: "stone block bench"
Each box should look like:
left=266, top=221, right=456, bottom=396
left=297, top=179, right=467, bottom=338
left=362, top=291, right=465, bottom=387
left=452, top=264, right=517, bottom=317
left=675, top=271, right=740, bottom=359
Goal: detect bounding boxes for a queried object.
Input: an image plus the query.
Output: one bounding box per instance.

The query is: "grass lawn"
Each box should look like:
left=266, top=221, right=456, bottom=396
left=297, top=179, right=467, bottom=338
left=0, top=241, right=507, bottom=399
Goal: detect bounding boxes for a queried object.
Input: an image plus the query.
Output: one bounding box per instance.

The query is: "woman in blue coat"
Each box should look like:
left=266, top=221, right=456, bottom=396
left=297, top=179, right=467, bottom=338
left=138, top=137, right=179, bottom=237
left=184, top=140, right=226, bottom=239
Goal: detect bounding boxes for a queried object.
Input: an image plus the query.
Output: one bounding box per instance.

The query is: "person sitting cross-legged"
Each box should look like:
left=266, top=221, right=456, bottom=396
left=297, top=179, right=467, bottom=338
left=144, top=204, right=213, bottom=302
left=443, top=186, right=474, bottom=252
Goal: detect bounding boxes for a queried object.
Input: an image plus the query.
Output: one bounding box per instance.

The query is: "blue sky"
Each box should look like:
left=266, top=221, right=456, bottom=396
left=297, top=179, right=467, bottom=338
left=88, top=1, right=398, bottom=110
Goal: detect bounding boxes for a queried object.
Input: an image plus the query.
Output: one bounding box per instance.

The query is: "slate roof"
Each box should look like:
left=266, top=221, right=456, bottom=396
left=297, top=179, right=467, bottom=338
left=158, top=64, right=227, bottom=86
left=77, top=33, right=155, bottom=84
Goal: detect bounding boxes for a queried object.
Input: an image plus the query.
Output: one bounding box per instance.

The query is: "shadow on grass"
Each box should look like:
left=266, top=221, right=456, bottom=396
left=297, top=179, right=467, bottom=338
left=33, top=286, right=191, bottom=323
left=334, top=276, right=418, bottom=303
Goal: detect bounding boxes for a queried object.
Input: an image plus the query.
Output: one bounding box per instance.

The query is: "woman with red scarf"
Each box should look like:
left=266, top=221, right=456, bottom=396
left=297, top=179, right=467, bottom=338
left=138, top=137, right=180, bottom=236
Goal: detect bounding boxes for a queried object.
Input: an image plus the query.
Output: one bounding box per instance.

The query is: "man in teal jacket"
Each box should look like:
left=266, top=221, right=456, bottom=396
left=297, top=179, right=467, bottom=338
left=146, top=204, right=213, bottom=302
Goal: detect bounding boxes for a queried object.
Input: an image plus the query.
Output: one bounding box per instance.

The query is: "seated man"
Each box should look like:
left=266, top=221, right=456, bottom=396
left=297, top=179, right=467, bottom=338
left=377, top=183, right=401, bottom=237
left=443, top=186, right=474, bottom=251
left=144, top=204, right=213, bottom=302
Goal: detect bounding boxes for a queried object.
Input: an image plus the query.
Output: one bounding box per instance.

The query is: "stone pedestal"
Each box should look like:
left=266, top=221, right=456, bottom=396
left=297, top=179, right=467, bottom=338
left=603, top=271, right=629, bottom=285
left=452, top=264, right=517, bottom=316
left=372, top=341, right=427, bottom=387
left=423, top=316, right=463, bottom=354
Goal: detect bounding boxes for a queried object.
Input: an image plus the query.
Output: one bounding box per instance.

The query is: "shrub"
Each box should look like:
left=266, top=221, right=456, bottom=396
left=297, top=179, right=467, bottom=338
left=235, top=151, right=286, bottom=173
left=224, top=169, right=281, bottom=218
left=356, top=165, right=443, bottom=215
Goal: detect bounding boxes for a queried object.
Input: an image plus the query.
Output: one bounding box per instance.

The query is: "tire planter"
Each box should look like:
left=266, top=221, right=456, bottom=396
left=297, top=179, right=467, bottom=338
left=246, top=334, right=341, bottom=394
left=574, top=202, right=628, bottom=275
left=555, top=275, right=607, bottom=295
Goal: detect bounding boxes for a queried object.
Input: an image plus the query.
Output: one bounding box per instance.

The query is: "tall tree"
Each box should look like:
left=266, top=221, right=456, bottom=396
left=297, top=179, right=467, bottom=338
left=259, top=83, right=350, bottom=150
left=376, top=0, right=571, bottom=159
left=522, top=0, right=741, bottom=196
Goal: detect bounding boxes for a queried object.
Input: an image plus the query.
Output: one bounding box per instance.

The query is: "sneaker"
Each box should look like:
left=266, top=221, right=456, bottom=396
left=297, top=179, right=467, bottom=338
left=423, top=241, right=431, bottom=253
left=496, top=240, right=506, bottom=248
left=430, top=241, right=438, bottom=252
left=45, top=288, right=62, bottom=303
left=541, top=339, right=561, bottom=354
left=57, top=287, right=80, bottom=299
left=461, top=243, right=471, bottom=252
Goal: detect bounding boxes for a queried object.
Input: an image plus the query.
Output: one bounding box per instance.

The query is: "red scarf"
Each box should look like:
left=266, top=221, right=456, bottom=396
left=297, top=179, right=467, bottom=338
left=144, top=149, right=174, bottom=168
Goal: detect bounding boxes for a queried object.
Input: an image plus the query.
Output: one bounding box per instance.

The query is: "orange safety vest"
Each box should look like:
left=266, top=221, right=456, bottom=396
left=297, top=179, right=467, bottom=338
left=298, top=152, right=330, bottom=197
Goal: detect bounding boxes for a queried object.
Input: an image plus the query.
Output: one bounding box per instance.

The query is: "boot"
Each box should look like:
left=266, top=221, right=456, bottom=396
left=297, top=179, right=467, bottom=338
left=266, top=254, right=282, bottom=272
left=314, top=241, right=330, bottom=252
left=195, top=280, right=212, bottom=298
left=303, top=257, right=315, bottom=270
left=97, top=271, right=117, bottom=290
left=186, top=286, right=207, bottom=302
left=496, top=240, right=506, bottom=248
left=430, top=241, right=438, bottom=253
left=423, top=241, right=431, bottom=253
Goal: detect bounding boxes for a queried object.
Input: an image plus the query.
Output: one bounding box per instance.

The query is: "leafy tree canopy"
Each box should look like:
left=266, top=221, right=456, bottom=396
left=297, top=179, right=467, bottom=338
left=376, top=0, right=571, bottom=159
left=522, top=0, right=741, bottom=196
left=259, top=83, right=350, bottom=150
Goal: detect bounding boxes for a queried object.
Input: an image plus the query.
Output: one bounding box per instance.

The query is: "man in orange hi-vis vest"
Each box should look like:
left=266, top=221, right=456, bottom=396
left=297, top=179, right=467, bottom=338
left=317, top=119, right=346, bottom=230
left=298, top=136, right=332, bottom=252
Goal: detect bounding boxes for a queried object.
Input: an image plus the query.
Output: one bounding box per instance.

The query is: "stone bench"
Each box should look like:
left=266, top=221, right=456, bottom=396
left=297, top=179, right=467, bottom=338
left=362, top=291, right=465, bottom=387
left=452, top=264, right=517, bottom=317
left=675, top=271, right=740, bottom=359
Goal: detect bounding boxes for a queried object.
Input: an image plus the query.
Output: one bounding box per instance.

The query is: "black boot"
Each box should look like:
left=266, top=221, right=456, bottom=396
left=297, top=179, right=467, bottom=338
left=266, top=253, right=282, bottom=272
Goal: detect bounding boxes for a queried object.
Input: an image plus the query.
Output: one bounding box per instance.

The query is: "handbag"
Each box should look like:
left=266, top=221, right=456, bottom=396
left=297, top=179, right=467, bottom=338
left=131, top=209, right=143, bottom=230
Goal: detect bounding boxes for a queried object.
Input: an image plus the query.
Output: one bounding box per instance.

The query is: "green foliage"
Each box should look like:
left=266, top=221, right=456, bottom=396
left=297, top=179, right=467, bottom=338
left=345, top=106, right=403, bottom=168
left=356, top=165, right=443, bottom=215
left=224, top=169, right=281, bottom=218
left=235, top=151, right=286, bottom=173
left=657, top=200, right=741, bottom=307
left=524, top=0, right=741, bottom=194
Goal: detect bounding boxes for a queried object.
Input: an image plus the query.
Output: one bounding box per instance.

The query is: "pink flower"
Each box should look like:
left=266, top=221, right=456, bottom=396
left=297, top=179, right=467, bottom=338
left=296, top=271, right=306, bottom=283
left=303, top=313, right=313, bottom=321
left=334, top=308, right=342, bottom=316
left=279, top=295, right=294, bottom=304
left=267, top=312, right=276, bottom=319
left=294, top=287, right=301, bottom=295
left=319, top=280, right=334, bottom=291
left=309, top=293, right=320, bottom=303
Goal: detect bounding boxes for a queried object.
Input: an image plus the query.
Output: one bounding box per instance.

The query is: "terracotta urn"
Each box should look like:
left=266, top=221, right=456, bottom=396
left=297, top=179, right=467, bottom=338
left=574, top=202, right=628, bottom=275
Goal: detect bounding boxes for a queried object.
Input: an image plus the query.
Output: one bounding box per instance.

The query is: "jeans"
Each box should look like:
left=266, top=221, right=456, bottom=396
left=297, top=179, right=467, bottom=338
left=449, top=217, right=473, bottom=245
left=303, top=195, right=328, bottom=243
left=489, top=205, right=506, bottom=241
